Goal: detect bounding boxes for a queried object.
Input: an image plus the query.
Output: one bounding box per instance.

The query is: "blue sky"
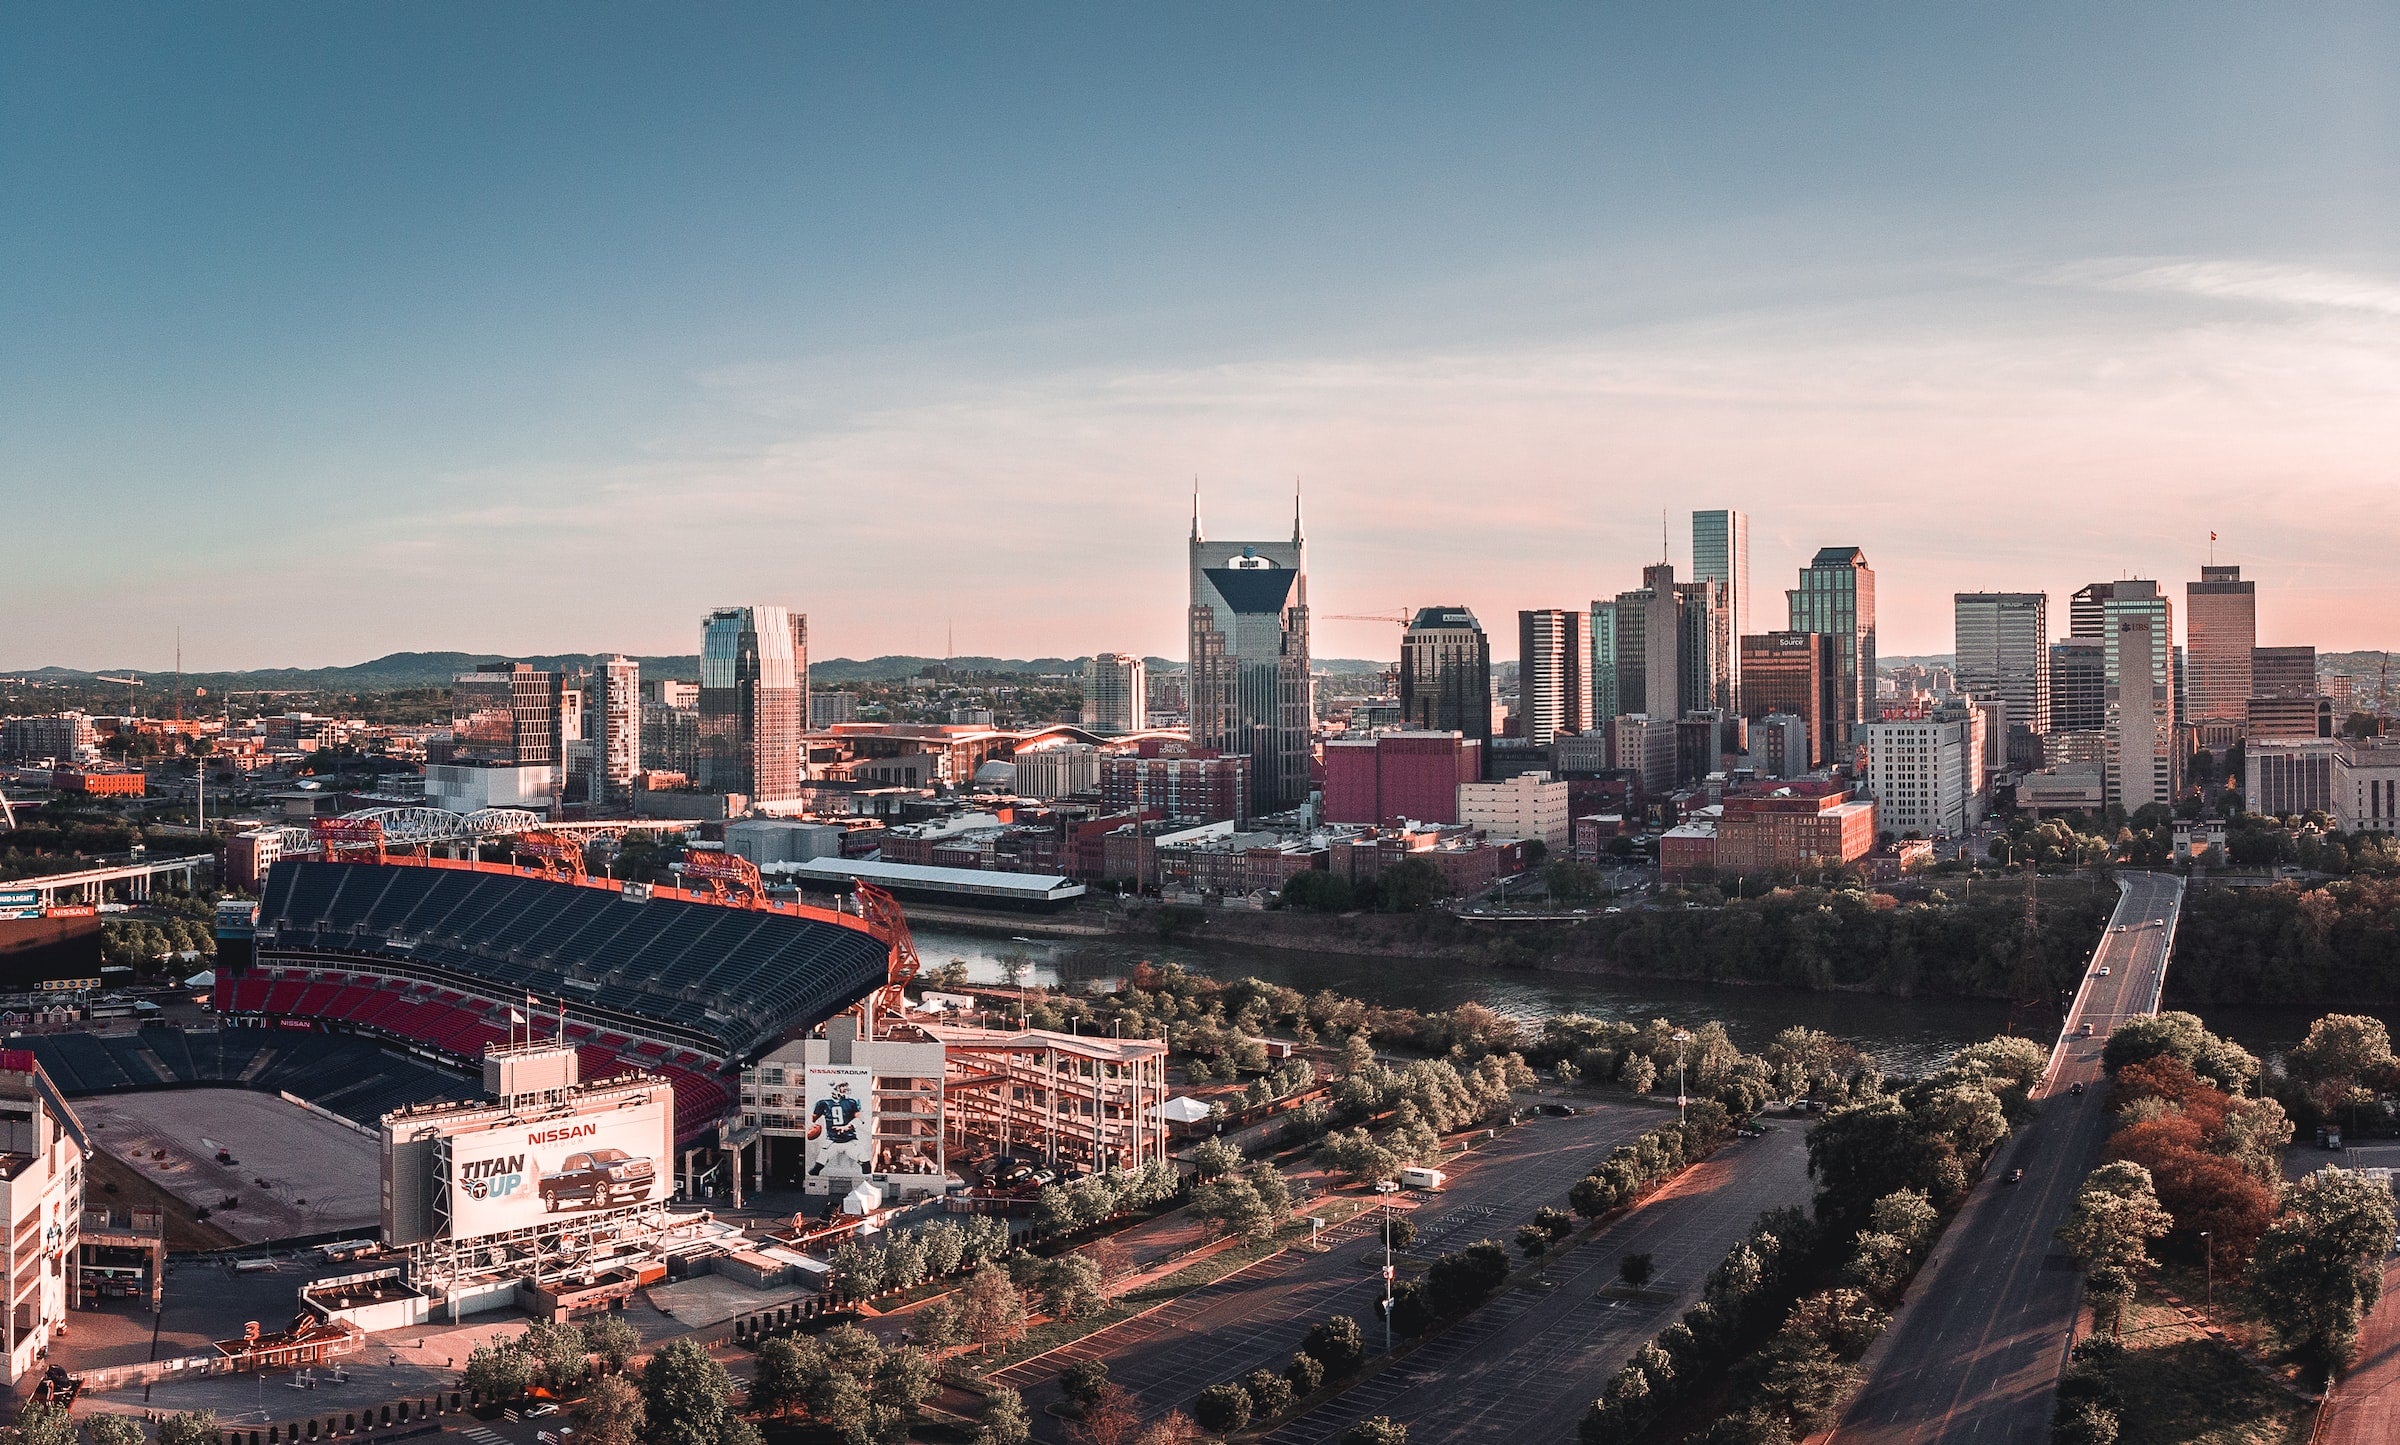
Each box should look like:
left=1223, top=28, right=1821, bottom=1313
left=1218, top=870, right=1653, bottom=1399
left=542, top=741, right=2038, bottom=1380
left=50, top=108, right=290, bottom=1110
left=4, top=4, right=2396, bottom=669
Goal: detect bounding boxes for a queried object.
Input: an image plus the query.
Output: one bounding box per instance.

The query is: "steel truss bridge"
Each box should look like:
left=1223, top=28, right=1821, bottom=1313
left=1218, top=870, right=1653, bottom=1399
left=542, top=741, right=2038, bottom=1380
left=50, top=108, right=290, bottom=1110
left=248, top=807, right=700, bottom=858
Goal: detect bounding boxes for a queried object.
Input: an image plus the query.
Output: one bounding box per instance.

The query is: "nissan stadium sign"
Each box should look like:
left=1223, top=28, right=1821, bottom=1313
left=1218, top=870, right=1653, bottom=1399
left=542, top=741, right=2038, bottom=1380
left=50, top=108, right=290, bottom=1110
left=446, top=1095, right=672, bottom=1239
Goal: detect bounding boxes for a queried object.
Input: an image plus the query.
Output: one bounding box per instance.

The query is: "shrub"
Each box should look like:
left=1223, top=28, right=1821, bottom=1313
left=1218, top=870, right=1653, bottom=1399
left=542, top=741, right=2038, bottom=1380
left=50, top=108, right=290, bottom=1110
left=1192, top=1383, right=1253, bottom=1433
left=1302, top=1315, right=1366, bottom=1377
left=1243, top=1368, right=1293, bottom=1418
left=1285, top=1352, right=1325, bottom=1395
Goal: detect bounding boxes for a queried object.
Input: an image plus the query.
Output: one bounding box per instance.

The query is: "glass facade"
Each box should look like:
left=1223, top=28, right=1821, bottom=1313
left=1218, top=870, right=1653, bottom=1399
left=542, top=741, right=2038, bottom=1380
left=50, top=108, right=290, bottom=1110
left=698, top=606, right=809, bottom=802
left=1787, top=547, right=1876, bottom=746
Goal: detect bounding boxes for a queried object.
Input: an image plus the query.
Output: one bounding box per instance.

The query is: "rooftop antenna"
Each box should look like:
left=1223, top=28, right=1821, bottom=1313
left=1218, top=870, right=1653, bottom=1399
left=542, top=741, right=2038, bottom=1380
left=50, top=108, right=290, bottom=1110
left=1661, top=508, right=1669, bottom=565
left=174, top=628, right=183, bottom=724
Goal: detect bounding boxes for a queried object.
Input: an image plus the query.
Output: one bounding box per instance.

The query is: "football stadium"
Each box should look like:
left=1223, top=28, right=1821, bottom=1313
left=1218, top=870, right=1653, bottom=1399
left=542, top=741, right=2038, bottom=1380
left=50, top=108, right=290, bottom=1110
left=215, top=852, right=901, bottom=1153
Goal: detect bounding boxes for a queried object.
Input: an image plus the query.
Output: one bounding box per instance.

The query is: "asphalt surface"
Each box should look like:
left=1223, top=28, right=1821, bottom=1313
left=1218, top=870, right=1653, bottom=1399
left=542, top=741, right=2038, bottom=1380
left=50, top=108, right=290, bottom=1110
left=1260, top=1123, right=1813, bottom=1445
left=992, top=1100, right=1667, bottom=1438
left=1829, top=871, right=2185, bottom=1445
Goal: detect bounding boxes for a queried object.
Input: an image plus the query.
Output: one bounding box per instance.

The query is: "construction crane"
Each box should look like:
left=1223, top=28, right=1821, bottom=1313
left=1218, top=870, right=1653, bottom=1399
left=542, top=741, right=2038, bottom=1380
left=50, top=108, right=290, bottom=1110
left=94, top=675, right=143, bottom=714
left=1323, top=611, right=1412, bottom=630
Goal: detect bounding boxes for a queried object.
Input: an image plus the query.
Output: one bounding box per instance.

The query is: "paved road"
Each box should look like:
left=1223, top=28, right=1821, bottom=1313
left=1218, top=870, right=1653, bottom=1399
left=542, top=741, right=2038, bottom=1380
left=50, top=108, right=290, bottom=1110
left=1829, top=871, right=2185, bottom=1445
left=1260, top=1124, right=1813, bottom=1445
left=2315, top=1253, right=2400, bottom=1445
left=994, top=1101, right=1666, bottom=1437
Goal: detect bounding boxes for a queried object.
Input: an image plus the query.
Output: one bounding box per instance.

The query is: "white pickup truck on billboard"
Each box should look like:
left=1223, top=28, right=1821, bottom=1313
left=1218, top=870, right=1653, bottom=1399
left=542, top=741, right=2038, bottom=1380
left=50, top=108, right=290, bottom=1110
left=448, top=1096, right=671, bottom=1237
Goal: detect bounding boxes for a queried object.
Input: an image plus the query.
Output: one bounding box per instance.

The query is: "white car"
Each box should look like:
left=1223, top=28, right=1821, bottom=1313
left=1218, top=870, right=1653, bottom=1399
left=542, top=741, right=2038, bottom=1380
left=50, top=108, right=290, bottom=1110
left=1373, top=1180, right=1402, bottom=1195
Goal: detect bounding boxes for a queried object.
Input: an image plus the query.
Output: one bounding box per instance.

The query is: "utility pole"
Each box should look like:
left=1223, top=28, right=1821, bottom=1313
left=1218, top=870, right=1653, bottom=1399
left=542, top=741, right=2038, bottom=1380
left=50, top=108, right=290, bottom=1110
left=1382, top=1206, right=1395, bottom=1355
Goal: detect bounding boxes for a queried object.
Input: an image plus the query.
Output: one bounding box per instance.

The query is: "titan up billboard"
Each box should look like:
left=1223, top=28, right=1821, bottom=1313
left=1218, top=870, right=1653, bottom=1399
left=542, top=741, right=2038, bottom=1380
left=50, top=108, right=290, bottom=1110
left=445, top=1094, right=672, bottom=1238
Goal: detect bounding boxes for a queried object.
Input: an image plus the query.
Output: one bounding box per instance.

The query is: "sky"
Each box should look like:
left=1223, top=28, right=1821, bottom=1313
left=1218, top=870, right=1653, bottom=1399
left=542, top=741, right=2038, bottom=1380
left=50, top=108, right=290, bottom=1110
left=4, top=3, right=2397, bottom=672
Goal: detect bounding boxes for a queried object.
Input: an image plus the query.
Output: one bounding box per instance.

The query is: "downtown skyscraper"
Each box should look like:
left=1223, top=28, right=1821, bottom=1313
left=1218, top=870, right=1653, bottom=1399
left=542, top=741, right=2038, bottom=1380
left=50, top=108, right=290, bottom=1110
left=1189, top=495, right=1311, bottom=816
left=1788, top=547, right=1876, bottom=747
left=1692, top=509, right=1750, bottom=710
left=1515, top=608, right=1587, bottom=747
left=1954, top=592, right=2050, bottom=740
left=2185, top=564, right=2257, bottom=727
left=698, top=605, right=809, bottom=802
left=1400, top=606, right=1493, bottom=768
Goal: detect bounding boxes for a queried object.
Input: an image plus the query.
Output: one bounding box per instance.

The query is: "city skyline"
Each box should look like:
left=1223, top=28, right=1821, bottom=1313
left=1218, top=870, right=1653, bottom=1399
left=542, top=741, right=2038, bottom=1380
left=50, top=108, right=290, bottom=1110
left=7, top=5, right=2397, bottom=670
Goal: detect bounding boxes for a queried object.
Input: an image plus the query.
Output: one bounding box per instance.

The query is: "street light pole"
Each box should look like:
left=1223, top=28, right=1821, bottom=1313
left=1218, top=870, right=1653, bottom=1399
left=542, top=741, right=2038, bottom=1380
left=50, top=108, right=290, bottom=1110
left=1673, top=1029, right=1692, bottom=1125
left=2201, top=1231, right=2214, bottom=1323
left=1382, top=1208, right=1394, bottom=1355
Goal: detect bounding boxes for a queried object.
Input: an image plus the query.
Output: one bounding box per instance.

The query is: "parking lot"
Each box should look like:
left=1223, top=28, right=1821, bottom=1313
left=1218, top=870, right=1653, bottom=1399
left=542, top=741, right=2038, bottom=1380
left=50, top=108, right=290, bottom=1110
left=998, top=1100, right=1670, bottom=1437
left=1260, top=1125, right=1813, bottom=1445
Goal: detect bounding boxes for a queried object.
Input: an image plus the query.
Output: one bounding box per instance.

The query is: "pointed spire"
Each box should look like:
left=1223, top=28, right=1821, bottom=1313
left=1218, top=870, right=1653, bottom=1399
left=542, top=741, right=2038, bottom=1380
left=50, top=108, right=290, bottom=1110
left=1190, top=476, right=1202, bottom=542
left=1293, top=479, right=1304, bottom=544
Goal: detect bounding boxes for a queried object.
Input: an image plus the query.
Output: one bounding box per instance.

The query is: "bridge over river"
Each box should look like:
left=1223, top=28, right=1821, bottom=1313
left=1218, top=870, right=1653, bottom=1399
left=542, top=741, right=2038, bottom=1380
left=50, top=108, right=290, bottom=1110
left=1828, top=870, right=2186, bottom=1444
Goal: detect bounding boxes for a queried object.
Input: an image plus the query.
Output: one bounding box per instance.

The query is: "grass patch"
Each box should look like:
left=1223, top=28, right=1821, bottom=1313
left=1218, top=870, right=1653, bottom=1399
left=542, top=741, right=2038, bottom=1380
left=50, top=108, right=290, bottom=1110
left=967, top=1206, right=1367, bottom=1373
left=2090, top=1292, right=2312, bottom=1445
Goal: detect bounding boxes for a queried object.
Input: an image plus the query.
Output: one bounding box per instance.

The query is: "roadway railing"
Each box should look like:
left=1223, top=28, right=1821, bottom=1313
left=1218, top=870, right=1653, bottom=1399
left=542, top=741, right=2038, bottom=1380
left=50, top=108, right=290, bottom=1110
left=2038, top=872, right=2137, bottom=1097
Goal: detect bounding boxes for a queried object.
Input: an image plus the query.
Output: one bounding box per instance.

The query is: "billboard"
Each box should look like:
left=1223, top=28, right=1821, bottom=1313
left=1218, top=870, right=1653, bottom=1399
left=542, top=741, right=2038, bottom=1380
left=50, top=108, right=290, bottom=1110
left=446, top=1094, right=671, bottom=1238
left=803, top=1065, right=873, bottom=1181
left=0, top=891, right=39, bottom=923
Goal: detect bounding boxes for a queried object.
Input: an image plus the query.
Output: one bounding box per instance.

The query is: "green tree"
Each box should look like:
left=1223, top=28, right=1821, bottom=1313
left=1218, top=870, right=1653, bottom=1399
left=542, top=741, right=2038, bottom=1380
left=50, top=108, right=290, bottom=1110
left=1340, top=1420, right=1409, bottom=1445
left=585, top=1314, right=642, bottom=1374
left=2058, top=1162, right=2172, bottom=1334
left=576, top=1377, right=647, bottom=1445
left=1193, top=1383, right=1253, bottom=1433
left=1281, top=871, right=1357, bottom=913
left=2251, top=1168, right=2400, bottom=1370
left=1517, top=1220, right=1554, bottom=1273
left=1243, top=1367, right=1294, bottom=1419
left=953, top=1262, right=1031, bottom=1353
left=1285, top=1352, right=1325, bottom=1395
left=84, top=1418, right=145, bottom=1445
left=639, top=1339, right=737, bottom=1445
left=1189, top=1135, right=1242, bottom=1180
left=1059, top=1359, right=1112, bottom=1412
left=2288, top=1014, right=2398, bottom=1118
left=156, top=1415, right=217, bottom=1445
left=1619, top=1253, right=1655, bottom=1290
left=1302, top=1315, right=1367, bottom=1377
left=748, top=1336, right=814, bottom=1420
left=466, top=1339, right=535, bottom=1404
left=1374, top=857, right=1449, bottom=912
left=1544, top=859, right=1608, bottom=907
left=10, top=1404, right=78, bottom=1445
left=1042, top=1252, right=1108, bottom=1320
left=869, top=1347, right=937, bottom=1424
left=2100, top=1012, right=2259, bottom=1094
left=975, top=1387, right=1032, bottom=1445
left=524, top=1320, right=590, bottom=1392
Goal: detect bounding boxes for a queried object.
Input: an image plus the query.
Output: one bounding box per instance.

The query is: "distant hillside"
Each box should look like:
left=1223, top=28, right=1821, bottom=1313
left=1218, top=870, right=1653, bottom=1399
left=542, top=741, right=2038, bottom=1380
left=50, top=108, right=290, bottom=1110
left=15, top=649, right=1391, bottom=692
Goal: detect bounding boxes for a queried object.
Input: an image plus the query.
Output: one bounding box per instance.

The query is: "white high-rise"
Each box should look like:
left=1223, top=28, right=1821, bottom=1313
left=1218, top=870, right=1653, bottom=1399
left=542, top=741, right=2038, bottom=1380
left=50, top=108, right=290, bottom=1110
left=1081, top=653, right=1148, bottom=733
left=1866, top=712, right=1982, bottom=838
left=586, top=655, right=641, bottom=807
left=1692, top=510, right=1750, bottom=711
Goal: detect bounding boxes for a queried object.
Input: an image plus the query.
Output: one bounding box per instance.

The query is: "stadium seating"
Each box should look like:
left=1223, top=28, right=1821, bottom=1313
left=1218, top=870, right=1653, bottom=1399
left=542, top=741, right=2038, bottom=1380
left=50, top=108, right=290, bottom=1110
left=24, top=1025, right=469, bottom=1125
left=218, top=855, right=892, bottom=1144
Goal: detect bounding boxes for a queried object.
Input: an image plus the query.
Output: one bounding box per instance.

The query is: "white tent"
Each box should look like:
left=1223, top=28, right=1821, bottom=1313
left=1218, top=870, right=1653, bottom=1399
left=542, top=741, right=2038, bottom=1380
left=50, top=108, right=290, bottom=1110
left=183, top=970, right=216, bottom=989
left=1162, top=1096, right=1215, bottom=1126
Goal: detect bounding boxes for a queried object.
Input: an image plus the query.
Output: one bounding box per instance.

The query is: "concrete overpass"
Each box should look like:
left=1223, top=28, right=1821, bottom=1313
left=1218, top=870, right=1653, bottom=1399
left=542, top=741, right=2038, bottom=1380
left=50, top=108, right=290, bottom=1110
left=15, top=853, right=214, bottom=905
left=1830, top=870, right=2186, bottom=1445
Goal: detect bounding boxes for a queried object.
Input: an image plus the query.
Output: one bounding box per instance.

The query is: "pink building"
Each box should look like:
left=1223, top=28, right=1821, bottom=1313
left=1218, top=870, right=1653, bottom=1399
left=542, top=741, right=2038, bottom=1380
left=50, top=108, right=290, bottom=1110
left=1321, top=731, right=1482, bottom=826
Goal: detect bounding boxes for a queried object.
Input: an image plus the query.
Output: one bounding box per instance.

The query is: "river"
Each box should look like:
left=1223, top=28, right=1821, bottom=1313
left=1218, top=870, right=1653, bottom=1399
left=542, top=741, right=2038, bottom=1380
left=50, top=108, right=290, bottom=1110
left=911, top=925, right=2360, bottom=1076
